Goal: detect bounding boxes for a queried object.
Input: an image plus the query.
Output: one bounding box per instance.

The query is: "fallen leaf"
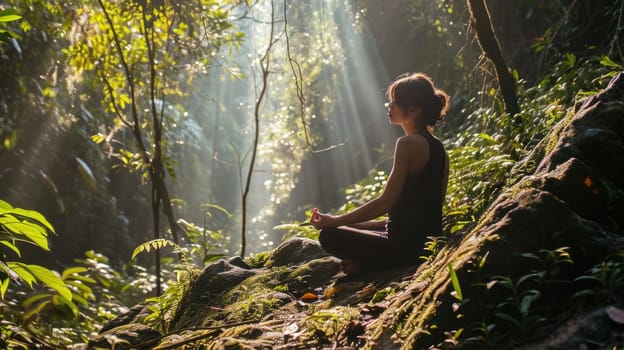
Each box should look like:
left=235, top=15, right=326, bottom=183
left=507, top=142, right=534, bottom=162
left=325, top=285, right=339, bottom=298
left=356, top=284, right=377, bottom=299
left=584, top=176, right=593, bottom=188
left=300, top=292, right=318, bottom=302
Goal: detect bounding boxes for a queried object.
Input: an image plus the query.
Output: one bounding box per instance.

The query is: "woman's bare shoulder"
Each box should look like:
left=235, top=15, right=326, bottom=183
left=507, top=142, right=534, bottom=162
left=397, top=134, right=430, bottom=171
left=398, top=133, right=429, bottom=149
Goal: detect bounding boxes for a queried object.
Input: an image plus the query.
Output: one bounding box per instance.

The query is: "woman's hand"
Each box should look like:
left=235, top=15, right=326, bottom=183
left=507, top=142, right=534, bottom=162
left=310, top=208, right=339, bottom=229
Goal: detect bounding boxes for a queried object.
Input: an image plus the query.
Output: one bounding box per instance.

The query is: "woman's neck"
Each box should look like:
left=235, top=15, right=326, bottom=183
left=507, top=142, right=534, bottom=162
left=402, top=123, right=429, bottom=136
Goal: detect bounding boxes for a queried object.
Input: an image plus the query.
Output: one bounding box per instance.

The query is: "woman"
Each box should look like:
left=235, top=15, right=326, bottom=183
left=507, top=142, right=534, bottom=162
left=310, top=73, right=450, bottom=275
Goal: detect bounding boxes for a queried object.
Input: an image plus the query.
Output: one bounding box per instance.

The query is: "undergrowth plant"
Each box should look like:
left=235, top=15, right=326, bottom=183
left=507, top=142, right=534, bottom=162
left=573, top=255, right=624, bottom=306
left=128, top=211, right=232, bottom=330
left=0, top=203, right=104, bottom=346
left=456, top=247, right=576, bottom=348
left=0, top=200, right=79, bottom=347
left=0, top=199, right=184, bottom=347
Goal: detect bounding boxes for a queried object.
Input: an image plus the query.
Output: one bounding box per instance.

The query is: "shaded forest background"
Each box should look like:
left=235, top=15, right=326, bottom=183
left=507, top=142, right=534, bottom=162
left=1, top=0, right=623, bottom=347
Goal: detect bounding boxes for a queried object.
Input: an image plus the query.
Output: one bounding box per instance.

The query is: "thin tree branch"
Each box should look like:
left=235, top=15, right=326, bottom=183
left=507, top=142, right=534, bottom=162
left=282, top=0, right=344, bottom=153
left=98, top=71, right=133, bottom=128
left=240, top=0, right=277, bottom=258
left=97, top=0, right=150, bottom=158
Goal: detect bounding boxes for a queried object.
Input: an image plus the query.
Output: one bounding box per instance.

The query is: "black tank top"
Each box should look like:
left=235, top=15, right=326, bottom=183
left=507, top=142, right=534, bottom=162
left=386, top=132, right=446, bottom=243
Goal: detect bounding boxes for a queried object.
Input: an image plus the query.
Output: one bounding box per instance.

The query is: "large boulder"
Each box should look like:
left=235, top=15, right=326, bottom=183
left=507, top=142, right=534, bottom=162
left=169, top=258, right=258, bottom=329
left=168, top=238, right=337, bottom=331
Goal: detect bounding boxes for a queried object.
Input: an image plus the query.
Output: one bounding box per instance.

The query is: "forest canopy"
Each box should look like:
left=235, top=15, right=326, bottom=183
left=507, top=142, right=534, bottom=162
left=1, top=0, right=623, bottom=348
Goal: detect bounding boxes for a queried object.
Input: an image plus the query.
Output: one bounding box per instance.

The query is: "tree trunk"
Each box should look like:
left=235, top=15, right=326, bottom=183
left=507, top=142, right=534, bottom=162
left=467, top=0, right=521, bottom=117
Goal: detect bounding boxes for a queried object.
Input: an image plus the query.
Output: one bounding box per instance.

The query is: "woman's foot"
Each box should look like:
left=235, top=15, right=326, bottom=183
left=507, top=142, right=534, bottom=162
left=340, top=259, right=364, bottom=276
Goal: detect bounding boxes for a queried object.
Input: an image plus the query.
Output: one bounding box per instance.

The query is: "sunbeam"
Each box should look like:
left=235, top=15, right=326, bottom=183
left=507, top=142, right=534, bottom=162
left=171, top=0, right=401, bottom=252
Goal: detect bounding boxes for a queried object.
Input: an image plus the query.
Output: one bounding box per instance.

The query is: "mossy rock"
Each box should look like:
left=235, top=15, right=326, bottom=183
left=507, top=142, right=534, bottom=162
left=265, top=237, right=329, bottom=267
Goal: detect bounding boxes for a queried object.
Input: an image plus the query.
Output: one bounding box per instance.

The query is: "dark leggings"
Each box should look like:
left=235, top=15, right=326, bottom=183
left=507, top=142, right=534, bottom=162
left=318, top=226, right=423, bottom=269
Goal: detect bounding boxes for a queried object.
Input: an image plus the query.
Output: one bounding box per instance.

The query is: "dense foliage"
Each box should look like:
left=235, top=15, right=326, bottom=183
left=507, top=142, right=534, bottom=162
left=0, top=0, right=623, bottom=347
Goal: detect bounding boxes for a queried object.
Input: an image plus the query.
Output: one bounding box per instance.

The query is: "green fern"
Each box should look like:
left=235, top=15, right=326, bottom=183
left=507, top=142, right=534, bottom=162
left=131, top=238, right=179, bottom=260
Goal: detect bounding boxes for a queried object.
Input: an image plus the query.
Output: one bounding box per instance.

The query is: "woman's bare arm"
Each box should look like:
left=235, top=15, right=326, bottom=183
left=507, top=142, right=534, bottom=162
left=311, top=135, right=429, bottom=229
left=347, top=219, right=387, bottom=230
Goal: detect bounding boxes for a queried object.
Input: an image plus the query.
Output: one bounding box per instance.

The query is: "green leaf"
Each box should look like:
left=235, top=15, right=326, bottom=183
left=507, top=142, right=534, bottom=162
left=517, top=272, right=541, bottom=287
left=520, top=290, right=541, bottom=315
left=23, top=292, right=51, bottom=308
left=204, top=253, right=225, bottom=264
left=7, top=262, right=37, bottom=288
left=91, top=133, right=106, bottom=144
left=66, top=274, right=97, bottom=284
left=519, top=252, right=541, bottom=261
left=0, top=13, right=21, bottom=23
left=495, top=312, right=522, bottom=328
left=10, top=263, right=72, bottom=302
left=61, top=266, right=88, bottom=280
left=42, top=87, right=56, bottom=97
left=199, top=203, right=233, bottom=218
left=477, top=133, right=496, bottom=145
left=0, top=239, right=21, bottom=257
left=0, top=277, right=8, bottom=299
left=565, top=53, right=576, bottom=66
left=0, top=215, right=49, bottom=250
left=574, top=275, right=602, bottom=283
left=53, top=294, right=79, bottom=317
left=600, top=56, right=621, bottom=68
left=27, top=265, right=72, bottom=302
left=71, top=292, right=89, bottom=306
left=450, top=223, right=465, bottom=234
left=572, top=289, right=596, bottom=298
left=0, top=200, right=12, bottom=211
left=65, top=279, right=94, bottom=296
left=23, top=297, right=52, bottom=322
left=12, top=207, right=55, bottom=234
left=478, top=251, right=489, bottom=269
left=448, top=263, right=463, bottom=302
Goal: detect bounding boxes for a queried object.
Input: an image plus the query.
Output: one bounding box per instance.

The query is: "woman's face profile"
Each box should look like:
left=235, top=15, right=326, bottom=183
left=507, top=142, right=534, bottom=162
left=386, top=99, right=416, bottom=125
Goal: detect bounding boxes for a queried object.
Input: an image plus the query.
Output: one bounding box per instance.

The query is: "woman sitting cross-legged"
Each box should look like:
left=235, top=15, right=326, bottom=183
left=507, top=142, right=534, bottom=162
left=310, top=72, right=450, bottom=275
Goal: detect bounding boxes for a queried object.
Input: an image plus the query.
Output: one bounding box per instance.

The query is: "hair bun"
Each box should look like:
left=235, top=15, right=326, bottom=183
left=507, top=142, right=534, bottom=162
left=434, top=89, right=450, bottom=120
